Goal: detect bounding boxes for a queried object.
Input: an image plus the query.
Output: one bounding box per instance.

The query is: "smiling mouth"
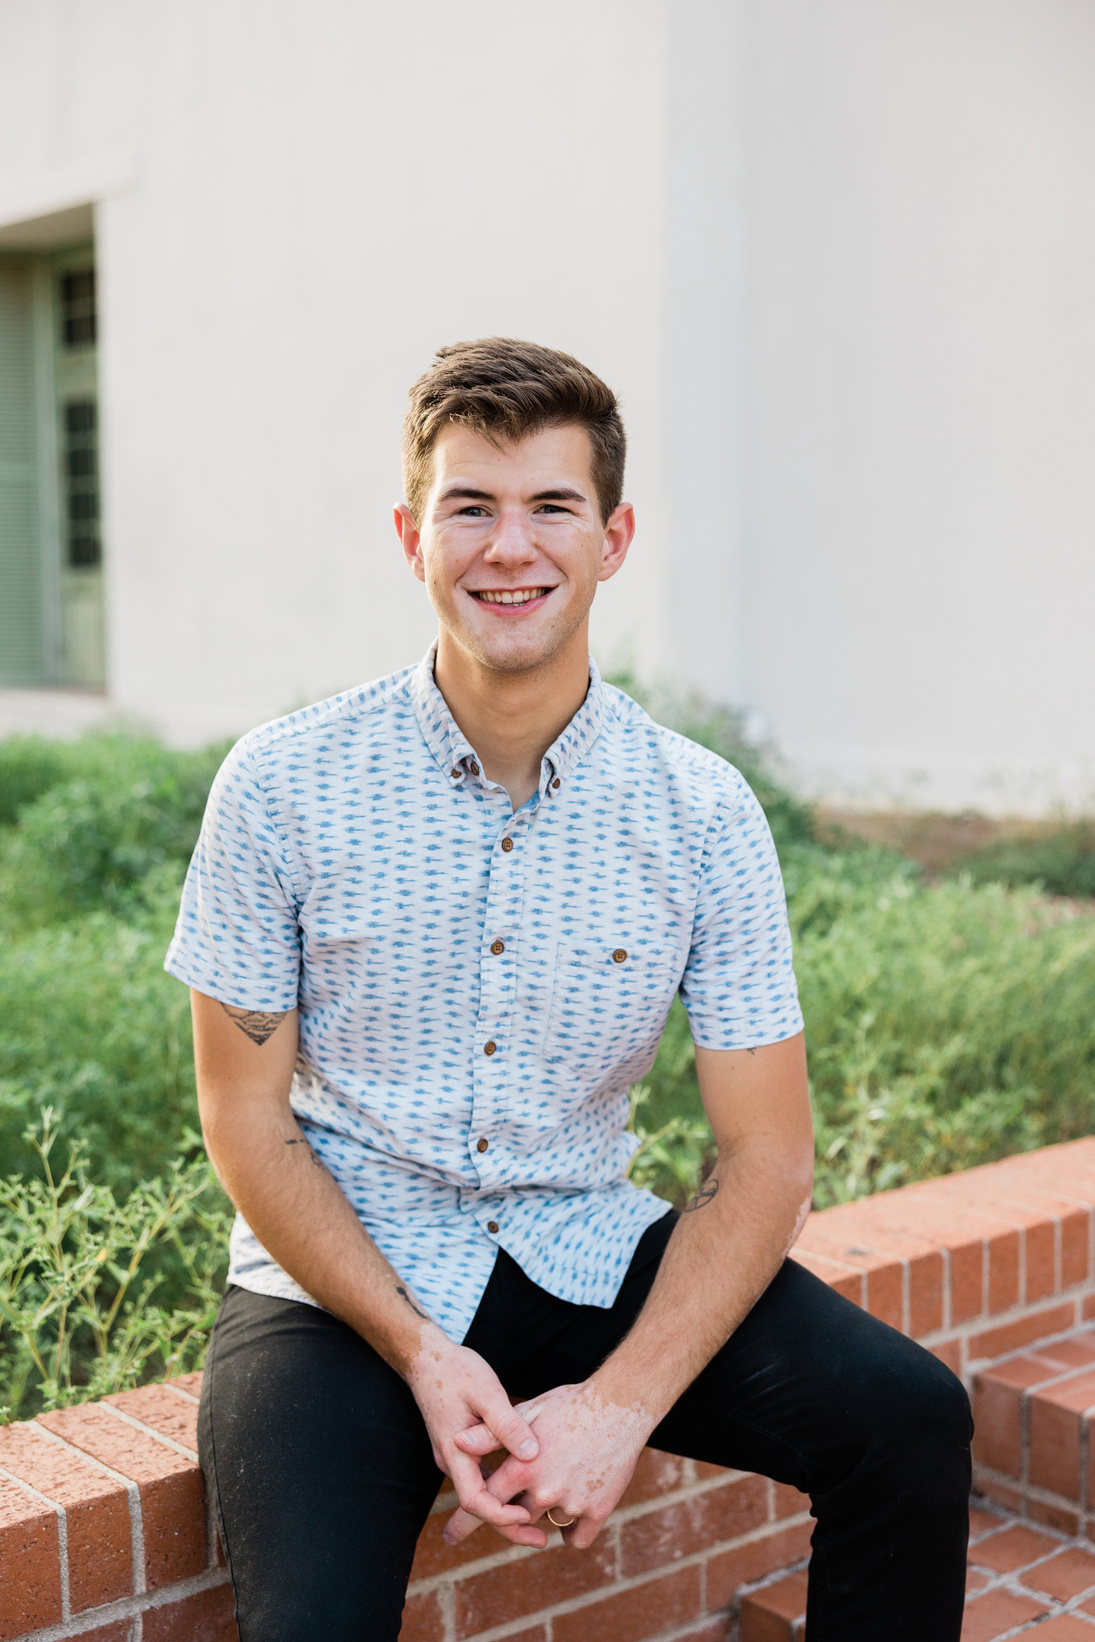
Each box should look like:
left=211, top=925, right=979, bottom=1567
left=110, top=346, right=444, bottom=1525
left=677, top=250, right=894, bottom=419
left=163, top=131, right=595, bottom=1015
left=470, top=587, right=552, bottom=606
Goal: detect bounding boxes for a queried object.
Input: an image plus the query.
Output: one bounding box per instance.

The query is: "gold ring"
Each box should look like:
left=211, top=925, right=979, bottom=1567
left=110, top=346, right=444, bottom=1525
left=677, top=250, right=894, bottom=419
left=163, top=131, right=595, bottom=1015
left=546, top=1508, right=577, bottom=1528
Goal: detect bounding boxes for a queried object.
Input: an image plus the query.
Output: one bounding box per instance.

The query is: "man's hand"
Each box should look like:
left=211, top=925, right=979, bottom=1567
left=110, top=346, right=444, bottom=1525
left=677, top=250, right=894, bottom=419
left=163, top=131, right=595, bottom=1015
left=404, top=1339, right=547, bottom=1542
left=442, top=1380, right=654, bottom=1549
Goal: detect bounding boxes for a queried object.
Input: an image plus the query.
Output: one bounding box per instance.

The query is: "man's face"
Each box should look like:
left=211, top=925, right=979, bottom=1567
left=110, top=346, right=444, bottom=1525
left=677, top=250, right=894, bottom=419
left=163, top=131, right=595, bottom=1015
left=396, top=422, right=632, bottom=675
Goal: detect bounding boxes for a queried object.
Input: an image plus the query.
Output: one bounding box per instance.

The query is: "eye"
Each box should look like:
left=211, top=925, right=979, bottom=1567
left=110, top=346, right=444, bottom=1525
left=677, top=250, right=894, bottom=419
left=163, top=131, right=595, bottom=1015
left=535, top=503, right=570, bottom=514
left=456, top=505, right=489, bottom=517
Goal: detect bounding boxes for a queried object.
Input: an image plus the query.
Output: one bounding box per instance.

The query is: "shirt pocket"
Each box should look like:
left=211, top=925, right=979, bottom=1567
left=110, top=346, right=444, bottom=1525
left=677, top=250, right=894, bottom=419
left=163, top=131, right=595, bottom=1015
left=542, top=939, right=682, bottom=1084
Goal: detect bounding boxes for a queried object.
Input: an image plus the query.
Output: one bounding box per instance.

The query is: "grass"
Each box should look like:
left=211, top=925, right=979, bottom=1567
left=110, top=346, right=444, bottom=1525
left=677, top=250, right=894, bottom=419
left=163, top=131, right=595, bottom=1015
left=0, top=712, right=1092, bottom=1417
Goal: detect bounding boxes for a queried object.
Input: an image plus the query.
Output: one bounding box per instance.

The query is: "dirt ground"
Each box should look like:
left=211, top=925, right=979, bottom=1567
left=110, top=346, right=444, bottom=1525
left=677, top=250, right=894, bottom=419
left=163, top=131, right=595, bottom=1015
left=814, top=809, right=1061, bottom=874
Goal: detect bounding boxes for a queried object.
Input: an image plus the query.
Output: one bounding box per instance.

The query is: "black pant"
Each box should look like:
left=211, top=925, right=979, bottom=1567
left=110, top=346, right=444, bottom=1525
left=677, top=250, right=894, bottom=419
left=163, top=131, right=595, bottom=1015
left=198, top=1215, right=972, bottom=1641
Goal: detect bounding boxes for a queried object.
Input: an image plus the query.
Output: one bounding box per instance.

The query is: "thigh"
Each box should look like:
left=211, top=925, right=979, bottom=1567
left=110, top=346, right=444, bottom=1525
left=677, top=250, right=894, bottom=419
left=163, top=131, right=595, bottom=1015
left=199, top=1285, right=442, bottom=1642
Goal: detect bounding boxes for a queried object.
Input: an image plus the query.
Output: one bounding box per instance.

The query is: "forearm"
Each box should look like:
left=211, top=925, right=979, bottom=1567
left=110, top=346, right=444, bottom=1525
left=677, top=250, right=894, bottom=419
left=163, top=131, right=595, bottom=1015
left=593, top=1141, right=812, bottom=1422
left=203, top=1096, right=443, bottom=1377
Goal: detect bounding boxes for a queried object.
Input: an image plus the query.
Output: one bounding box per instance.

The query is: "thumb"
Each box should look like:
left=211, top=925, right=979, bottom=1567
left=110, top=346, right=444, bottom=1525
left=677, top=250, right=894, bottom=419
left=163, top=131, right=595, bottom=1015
left=472, top=1390, right=539, bottom=1463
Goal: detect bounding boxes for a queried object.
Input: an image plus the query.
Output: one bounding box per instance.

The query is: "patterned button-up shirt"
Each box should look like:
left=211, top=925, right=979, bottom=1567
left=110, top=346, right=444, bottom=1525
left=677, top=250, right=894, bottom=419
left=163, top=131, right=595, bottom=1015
left=165, top=649, right=803, bottom=1341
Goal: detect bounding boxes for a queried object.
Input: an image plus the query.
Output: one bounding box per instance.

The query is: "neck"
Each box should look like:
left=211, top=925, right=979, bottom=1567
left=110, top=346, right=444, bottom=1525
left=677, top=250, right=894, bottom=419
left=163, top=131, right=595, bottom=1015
left=433, top=627, right=591, bottom=810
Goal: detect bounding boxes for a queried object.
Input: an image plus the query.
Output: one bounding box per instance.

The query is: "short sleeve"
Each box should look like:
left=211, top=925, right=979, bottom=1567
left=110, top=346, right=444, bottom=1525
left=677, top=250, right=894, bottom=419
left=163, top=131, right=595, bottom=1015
left=164, top=739, right=302, bottom=1011
left=679, top=777, right=804, bottom=1051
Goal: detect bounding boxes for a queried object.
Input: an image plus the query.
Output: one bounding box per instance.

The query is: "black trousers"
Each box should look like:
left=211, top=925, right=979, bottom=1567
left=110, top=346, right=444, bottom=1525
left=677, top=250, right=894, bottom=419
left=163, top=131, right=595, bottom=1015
left=198, top=1215, right=972, bottom=1641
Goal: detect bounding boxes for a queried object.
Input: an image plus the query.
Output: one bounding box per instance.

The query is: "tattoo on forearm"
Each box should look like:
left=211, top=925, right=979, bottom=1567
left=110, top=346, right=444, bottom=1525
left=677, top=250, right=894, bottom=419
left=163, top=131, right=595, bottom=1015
left=396, top=1285, right=430, bottom=1321
left=219, top=1002, right=287, bottom=1046
left=285, top=1138, right=324, bottom=1167
left=683, top=1177, right=720, bottom=1213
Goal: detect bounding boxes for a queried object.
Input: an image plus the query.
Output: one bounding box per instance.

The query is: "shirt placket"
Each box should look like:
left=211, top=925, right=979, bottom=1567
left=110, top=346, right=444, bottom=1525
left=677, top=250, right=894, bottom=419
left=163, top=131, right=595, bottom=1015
left=467, top=790, right=533, bottom=1235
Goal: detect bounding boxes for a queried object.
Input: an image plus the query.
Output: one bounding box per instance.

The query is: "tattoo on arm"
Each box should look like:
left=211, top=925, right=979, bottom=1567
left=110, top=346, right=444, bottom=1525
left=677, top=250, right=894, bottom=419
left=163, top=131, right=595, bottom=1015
left=683, top=1177, right=720, bottom=1214
left=285, top=1138, right=324, bottom=1167
left=219, top=1002, right=287, bottom=1046
left=396, top=1285, right=430, bottom=1321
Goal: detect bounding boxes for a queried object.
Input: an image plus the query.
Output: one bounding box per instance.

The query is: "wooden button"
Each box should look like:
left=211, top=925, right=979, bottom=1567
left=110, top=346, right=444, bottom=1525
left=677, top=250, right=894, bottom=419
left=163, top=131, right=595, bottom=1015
left=450, top=768, right=460, bottom=778
left=484, top=1040, right=497, bottom=1056
left=477, top=1137, right=489, bottom=1153
left=551, top=778, right=560, bottom=790
left=501, top=837, right=514, bottom=852
left=613, top=949, right=628, bottom=963
left=490, top=940, right=505, bottom=955
left=487, top=1221, right=499, bottom=1234
left=469, top=760, right=480, bottom=776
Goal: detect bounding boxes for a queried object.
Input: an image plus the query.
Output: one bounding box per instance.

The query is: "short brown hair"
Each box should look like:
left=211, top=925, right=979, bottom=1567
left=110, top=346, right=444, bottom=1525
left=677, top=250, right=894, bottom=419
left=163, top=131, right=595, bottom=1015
left=402, top=337, right=626, bottom=525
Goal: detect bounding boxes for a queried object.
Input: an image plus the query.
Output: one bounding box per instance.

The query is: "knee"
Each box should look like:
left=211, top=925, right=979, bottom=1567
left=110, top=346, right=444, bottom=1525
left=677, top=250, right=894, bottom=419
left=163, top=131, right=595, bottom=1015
left=869, top=1345, right=973, bottom=1503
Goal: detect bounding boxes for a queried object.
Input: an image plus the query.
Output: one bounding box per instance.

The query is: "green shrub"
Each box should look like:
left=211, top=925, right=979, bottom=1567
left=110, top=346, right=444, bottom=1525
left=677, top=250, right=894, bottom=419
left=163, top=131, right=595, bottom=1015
left=0, top=1112, right=230, bottom=1422
left=0, top=736, right=229, bottom=929
left=948, top=822, right=1095, bottom=900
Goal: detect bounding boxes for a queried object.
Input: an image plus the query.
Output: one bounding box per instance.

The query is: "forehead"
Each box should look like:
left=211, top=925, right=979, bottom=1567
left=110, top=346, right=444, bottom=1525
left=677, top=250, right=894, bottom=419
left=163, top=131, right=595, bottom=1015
left=427, top=422, right=595, bottom=497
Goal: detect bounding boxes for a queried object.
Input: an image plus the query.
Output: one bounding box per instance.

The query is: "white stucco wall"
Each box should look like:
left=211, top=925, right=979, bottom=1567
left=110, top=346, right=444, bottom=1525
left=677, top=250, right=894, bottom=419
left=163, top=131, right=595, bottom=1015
left=0, top=0, right=1093, bottom=811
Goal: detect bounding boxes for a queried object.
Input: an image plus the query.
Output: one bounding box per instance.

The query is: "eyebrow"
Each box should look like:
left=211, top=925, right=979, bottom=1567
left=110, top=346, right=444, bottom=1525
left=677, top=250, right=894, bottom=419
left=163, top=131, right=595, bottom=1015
left=436, top=485, right=588, bottom=506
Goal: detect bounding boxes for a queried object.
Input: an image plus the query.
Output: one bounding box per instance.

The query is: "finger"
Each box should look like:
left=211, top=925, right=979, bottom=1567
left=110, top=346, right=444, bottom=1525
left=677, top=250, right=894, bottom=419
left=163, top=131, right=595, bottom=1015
left=447, top=1452, right=532, bottom=1531
left=474, top=1390, right=540, bottom=1461
left=567, top=1515, right=606, bottom=1551
left=453, top=1423, right=502, bottom=1457
left=443, top=1504, right=547, bottom=1548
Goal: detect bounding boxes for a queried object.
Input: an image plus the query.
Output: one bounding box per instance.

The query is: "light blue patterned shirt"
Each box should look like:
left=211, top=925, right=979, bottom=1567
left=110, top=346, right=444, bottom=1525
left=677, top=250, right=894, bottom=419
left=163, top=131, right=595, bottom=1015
left=165, top=649, right=803, bottom=1341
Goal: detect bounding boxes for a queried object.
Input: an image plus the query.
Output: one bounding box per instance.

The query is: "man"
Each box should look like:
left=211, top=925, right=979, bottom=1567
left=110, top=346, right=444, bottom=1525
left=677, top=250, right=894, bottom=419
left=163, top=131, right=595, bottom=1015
left=166, top=338, right=971, bottom=1641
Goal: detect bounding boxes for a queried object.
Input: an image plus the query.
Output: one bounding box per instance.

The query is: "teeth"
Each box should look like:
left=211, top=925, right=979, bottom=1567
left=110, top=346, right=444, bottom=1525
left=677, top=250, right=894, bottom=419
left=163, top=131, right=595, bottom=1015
left=477, top=588, right=547, bottom=605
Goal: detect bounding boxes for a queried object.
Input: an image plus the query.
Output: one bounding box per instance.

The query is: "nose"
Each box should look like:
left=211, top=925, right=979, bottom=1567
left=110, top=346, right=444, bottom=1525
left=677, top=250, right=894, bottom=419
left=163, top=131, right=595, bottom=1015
left=484, top=505, right=538, bottom=567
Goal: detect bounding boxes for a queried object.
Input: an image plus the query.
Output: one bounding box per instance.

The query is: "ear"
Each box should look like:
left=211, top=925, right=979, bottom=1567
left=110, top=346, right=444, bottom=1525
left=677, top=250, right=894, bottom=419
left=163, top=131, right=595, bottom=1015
left=394, top=503, right=426, bottom=583
left=597, top=502, right=635, bottom=584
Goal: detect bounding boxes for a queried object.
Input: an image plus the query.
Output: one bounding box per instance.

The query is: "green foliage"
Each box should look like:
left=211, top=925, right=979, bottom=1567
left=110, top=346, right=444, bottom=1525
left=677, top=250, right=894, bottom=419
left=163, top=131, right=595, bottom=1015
left=638, top=847, right=1095, bottom=1208
left=0, top=734, right=228, bottom=929
left=947, top=822, right=1095, bottom=900
left=0, top=1112, right=230, bottom=1422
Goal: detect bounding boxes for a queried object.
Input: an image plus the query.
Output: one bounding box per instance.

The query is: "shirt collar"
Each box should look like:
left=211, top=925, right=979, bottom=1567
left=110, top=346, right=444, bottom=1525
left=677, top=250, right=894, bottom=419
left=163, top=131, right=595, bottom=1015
left=408, top=643, right=608, bottom=799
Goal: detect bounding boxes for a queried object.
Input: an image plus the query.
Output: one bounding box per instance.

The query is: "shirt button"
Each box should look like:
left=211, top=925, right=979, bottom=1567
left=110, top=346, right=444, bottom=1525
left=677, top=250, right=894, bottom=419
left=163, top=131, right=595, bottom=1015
left=490, top=939, right=505, bottom=955
left=501, top=837, right=514, bottom=852
left=613, top=948, right=628, bottom=963
left=477, top=1137, right=489, bottom=1153
left=552, top=777, right=560, bottom=790
left=484, top=1040, right=497, bottom=1055
left=450, top=767, right=460, bottom=779
left=469, top=760, right=480, bottom=776
left=487, top=1220, right=499, bottom=1234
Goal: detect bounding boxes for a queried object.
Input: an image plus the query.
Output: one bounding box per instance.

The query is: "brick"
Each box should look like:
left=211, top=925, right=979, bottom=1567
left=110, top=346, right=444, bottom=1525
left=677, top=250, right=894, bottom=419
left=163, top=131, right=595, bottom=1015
left=969, top=1506, right=1007, bottom=1540
left=0, top=1420, right=132, bottom=1611
left=976, top=1478, right=1023, bottom=1513
left=1042, top=1337, right=1095, bottom=1370
left=967, top=1303, right=1076, bottom=1363
left=1021, top=1618, right=1095, bottom=1639
left=37, top=1405, right=206, bottom=1588
left=740, top=1569, right=807, bottom=1642
left=960, top=1588, right=1047, bottom=1640
left=968, top=1522, right=1062, bottom=1574
left=771, top=1482, right=810, bottom=1522
left=409, top=1507, right=526, bottom=1580
left=619, top=1474, right=769, bottom=1577
left=1022, top=1544, right=1095, bottom=1600
left=793, top=1220, right=904, bottom=1329
left=1029, top=1498, right=1082, bottom=1536
left=788, top=1248, right=863, bottom=1305
left=617, top=1447, right=689, bottom=1507
left=795, top=1209, right=945, bottom=1333
left=67, top=1625, right=133, bottom=1641
left=552, top=1564, right=702, bottom=1642
left=932, top=1339, right=963, bottom=1374
left=0, top=1472, right=63, bottom=1640
left=454, top=1540, right=616, bottom=1636
left=142, top=1580, right=238, bottom=1641
left=167, top=1371, right=204, bottom=1400
left=966, top=1567, right=990, bottom=1593
left=837, top=1191, right=990, bottom=1320
left=706, top=1523, right=813, bottom=1610
left=1029, top=1373, right=1095, bottom=1500
left=398, top=1588, right=445, bottom=1642
left=106, top=1384, right=199, bottom=1453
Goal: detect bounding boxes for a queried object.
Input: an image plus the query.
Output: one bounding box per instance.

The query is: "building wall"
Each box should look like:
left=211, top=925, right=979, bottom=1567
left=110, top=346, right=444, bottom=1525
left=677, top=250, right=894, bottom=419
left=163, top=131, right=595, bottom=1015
left=0, top=0, right=1093, bottom=809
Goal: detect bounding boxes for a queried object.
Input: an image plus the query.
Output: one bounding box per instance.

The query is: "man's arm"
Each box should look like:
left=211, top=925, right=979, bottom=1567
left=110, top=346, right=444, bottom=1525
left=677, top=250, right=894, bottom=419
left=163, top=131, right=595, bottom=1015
left=190, top=989, right=543, bottom=1537
left=443, top=1032, right=813, bottom=1549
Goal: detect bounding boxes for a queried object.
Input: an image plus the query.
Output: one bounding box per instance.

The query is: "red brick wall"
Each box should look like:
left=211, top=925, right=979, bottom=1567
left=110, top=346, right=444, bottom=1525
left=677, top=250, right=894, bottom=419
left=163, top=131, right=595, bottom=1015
left=5, top=1136, right=1095, bottom=1642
